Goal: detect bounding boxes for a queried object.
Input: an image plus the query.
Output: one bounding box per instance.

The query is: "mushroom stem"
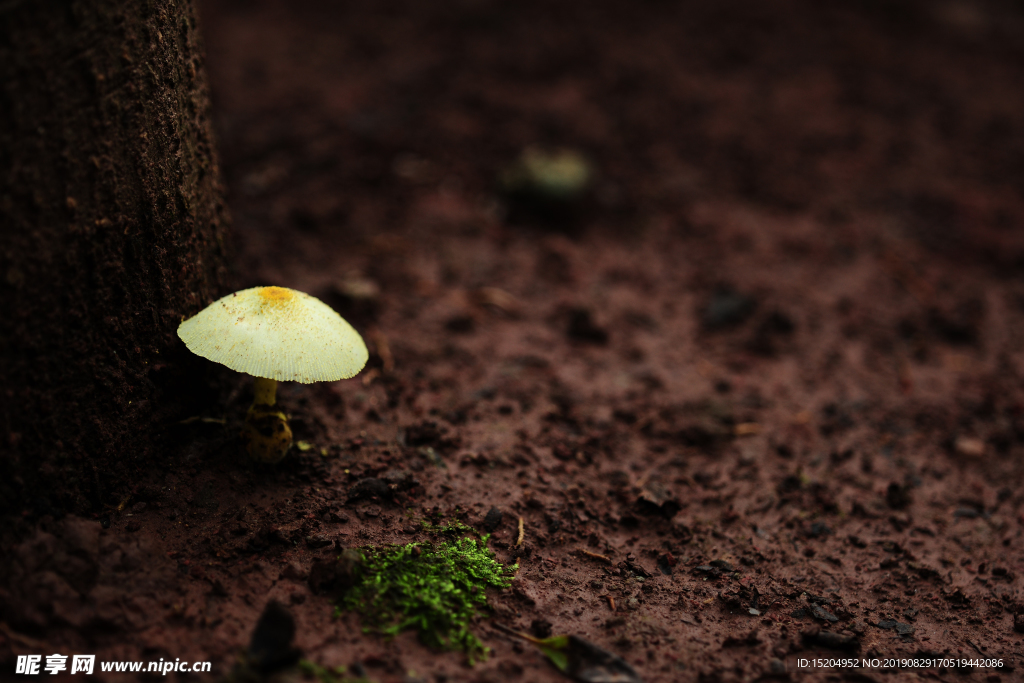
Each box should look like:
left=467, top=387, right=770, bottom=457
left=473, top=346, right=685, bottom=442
left=252, top=377, right=278, bottom=406
left=242, top=377, right=292, bottom=463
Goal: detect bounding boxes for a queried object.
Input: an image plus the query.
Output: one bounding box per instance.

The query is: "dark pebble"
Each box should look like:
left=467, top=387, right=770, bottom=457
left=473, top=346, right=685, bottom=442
left=875, top=620, right=915, bottom=636
left=347, top=478, right=391, bottom=502
left=530, top=618, right=553, bottom=638
left=886, top=482, right=912, bottom=510
left=806, top=521, right=832, bottom=538
left=481, top=507, right=503, bottom=533
left=567, top=307, right=609, bottom=345
left=248, top=600, right=300, bottom=674
left=704, top=287, right=756, bottom=329
left=308, top=549, right=364, bottom=597
left=379, top=469, right=417, bottom=490
left=810, top=604, right=838, bottom=622
left=444, top=315, right=475, bottom=334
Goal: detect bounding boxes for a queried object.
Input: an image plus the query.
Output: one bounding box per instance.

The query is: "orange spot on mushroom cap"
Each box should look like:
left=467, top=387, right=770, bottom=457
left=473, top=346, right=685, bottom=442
left=258, top=286, right=295, bottom=305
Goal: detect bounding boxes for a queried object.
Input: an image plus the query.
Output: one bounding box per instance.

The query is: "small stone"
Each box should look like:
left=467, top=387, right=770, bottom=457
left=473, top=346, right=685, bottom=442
left=886, top=482, right=912, bottom=510
left=810, top=604, right=838, bottom=622
left=806, top=521, right=832, bottom=537
left=704, top=287, right=757, bottom=329
left=347, top=477, right=391, bottom=502
left=379, top=469, right=417, bottom=490
left=530, top=619, right=552, bottom=638
left=567, top=308, right=609, bottom=345
left=874, top=619, right=914, bottom=636
left=308, top=549, right=363, bottom=596
left=894, top=623, right=915, bottom=636
left=481, top=507, right=503, bottom=533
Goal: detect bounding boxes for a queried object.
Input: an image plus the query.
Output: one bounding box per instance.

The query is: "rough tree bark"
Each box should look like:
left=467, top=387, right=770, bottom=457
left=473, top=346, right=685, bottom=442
left=0, top=0, right=230, bottom=515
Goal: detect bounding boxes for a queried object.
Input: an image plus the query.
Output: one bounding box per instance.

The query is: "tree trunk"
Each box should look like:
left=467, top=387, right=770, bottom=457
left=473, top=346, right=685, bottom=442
left=0, top=0, right=230, bottom=515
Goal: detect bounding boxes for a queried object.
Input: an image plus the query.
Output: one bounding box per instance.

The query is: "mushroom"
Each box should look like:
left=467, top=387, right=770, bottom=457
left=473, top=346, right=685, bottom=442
left=177, top=286, right=368, bottom=462
left=500, top=147, right=593, bottom=202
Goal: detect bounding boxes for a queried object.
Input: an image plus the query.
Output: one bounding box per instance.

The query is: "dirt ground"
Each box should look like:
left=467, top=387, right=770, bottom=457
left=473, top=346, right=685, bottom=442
left=4, top=0, right=1024, bottom=681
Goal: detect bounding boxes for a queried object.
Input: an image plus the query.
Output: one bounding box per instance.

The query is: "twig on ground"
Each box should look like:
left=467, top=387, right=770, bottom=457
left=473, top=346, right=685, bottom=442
left=577, top=548, right=611, bottom=563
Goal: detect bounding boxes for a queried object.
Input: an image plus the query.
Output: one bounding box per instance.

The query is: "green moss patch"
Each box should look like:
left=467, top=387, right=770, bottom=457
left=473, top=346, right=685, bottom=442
left=338, top=526, right=516, bottom=663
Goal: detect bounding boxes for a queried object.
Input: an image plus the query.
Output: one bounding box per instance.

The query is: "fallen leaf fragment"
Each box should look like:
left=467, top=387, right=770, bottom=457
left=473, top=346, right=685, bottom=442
left=474, top=286, right=523, bottom=315
left=733, top=422, right=761, bottom=436
left=954, top=435, right=985, bottom=457
left=496, top=625, right=645, bottom=683
left=178, top=415, right=227, bottom=425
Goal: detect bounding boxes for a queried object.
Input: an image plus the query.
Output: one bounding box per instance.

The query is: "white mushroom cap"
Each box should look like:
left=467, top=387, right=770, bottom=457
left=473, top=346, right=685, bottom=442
left=177, top=286, right=369, bottom=383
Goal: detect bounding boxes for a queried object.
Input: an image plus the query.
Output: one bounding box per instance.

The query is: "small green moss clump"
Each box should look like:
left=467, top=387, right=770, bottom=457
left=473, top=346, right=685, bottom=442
left=339, top=529, right=516, bottom=663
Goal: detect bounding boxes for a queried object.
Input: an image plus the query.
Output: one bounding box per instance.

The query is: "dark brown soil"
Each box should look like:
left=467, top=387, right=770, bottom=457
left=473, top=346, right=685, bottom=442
left=4, top=0, right=1024, bottom=681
